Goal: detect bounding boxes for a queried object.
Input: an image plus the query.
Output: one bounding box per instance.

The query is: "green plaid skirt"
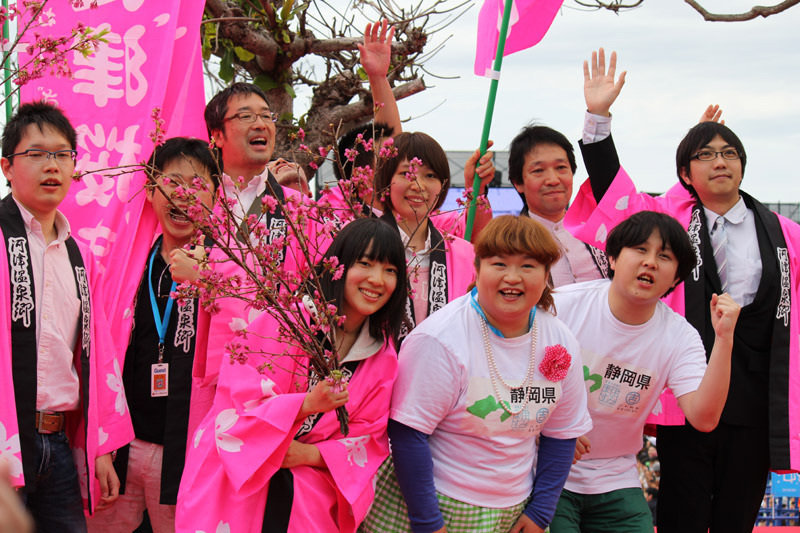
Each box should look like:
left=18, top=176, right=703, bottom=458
left=359, top=457, right=527, bottom=533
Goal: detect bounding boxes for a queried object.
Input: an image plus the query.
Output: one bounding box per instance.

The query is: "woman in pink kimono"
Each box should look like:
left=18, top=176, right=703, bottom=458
left=175, top=217, right=408, bottom=533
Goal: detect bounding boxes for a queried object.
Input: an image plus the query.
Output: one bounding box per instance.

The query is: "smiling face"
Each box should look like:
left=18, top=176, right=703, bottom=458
left=475, top=253, right=547, bottom=338
left=680, top=134, right=743, bottom=212
left=514, top=143, right=573, bottom=223
left=340, top=252, right=399, bottom=332
left=1, top=124, right=74, bottom=221
left=608, top=229, right=680, bottom=322
left=147, top=156, right=215, bottom=246
left=211, top=93, right=276, bottom=180
left=388, top=158, right=444, bottom=229
left=269, top=158, right=310, bottom=197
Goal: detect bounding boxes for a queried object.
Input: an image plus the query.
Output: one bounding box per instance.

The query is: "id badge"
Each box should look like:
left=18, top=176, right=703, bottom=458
left=151, top=363, right=169, bottom=397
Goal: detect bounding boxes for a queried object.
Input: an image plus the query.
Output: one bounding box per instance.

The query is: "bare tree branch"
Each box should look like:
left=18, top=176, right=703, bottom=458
left=683, top=0, right=800, bottom=21
left=329, top=78, right=426, bottom=125
left=569, top=0, right=799, bottom=20
left=572, top=0, right=643, bottom=13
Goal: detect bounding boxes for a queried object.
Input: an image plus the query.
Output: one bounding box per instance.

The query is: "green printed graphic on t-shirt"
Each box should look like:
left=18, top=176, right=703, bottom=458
left=467, top=395, right=512, bottom=422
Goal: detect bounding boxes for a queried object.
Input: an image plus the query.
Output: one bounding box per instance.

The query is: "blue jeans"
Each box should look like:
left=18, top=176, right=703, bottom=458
left=21, top=432, right=87, bottom=533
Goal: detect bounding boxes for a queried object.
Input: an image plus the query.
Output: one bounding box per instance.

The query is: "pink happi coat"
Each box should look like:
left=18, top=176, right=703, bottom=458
left=437, top=234, right=475, bottom=301
left=564, top=168, right=800, bottom=471
left=0, top=231, right=134, bottom=511
left=188, top=183, right=326, bottom=438
left=318, top=183, right=468, bottom=239
left=176, top=312, right=398, bottom=533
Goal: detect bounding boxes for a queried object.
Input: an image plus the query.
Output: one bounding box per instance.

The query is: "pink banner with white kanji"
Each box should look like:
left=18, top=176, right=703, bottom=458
left=19, top=0, right=206, bottom=333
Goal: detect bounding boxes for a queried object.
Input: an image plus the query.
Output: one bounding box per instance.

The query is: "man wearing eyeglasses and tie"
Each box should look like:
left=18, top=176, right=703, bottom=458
left=560, top=48, right=800, bottom=533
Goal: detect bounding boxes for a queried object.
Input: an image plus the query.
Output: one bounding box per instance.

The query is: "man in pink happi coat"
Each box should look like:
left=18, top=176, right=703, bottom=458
left=564, top=49, right=800, bottom=532
left=0, top=102, right=133, bottom=531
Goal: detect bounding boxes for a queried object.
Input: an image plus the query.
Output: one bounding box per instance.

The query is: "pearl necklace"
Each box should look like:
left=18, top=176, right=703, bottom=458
left=479, top=316, right=538, bottom=416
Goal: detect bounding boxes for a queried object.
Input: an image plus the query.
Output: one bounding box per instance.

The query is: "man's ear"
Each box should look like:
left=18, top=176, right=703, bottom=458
left=210, top=129, right=224, bottom=148
left=679, top=167, right=692, bottom=187
left=1, top=157, right=13, bottom=184
left=608, top=255, right=616, bottom=272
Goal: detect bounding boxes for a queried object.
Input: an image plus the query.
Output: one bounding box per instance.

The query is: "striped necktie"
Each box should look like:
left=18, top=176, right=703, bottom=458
left=711, top=216, right=728, bottom=293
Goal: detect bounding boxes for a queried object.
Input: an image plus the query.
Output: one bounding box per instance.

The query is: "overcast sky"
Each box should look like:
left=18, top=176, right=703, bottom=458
left=390, top=0, right=800, bottom=203
left=3, top=1, right=797, bottom=204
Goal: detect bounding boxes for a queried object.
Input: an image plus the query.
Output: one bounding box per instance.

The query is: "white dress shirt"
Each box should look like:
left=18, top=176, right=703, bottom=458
left=704, top=197, right=761, bottom=306
left=219, top=168, right=271, bottom=220
left=527, top=212, right=603, bottom=287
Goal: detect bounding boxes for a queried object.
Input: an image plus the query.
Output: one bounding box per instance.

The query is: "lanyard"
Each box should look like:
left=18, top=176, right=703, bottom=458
left=469, top=287, right=536, bottom=338
left=148, top=246, right=177, bottom=363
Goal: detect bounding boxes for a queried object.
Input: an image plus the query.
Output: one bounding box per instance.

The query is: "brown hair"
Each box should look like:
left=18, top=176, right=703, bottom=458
left=473, top=215, right=561, bottom=312
left=373, top=131, right=451, bottom=213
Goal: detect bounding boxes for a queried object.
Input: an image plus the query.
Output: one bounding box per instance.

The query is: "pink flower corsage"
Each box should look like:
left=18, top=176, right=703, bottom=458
left=539, top=345, right=571, bottom=382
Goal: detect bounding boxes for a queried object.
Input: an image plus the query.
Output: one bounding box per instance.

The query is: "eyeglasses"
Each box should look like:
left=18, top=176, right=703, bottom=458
left=7, top=149, right=77, bottom=165
left=224, top=111, right=278, bottom=124
left=690, top=149, right=740, bottom=162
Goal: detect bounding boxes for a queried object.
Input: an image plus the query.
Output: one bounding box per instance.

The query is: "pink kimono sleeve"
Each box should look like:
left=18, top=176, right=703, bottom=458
left=211, top=357, right=307, bottom=496
left=314, top=350, right=398, bottom=507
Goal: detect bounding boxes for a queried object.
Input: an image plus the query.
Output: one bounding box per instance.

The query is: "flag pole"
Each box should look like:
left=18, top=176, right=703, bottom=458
left=464, top=0, right=515, bottom=241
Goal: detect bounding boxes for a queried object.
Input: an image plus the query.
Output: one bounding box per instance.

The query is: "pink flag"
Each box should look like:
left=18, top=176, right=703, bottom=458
left=474, top=0, right=564, bottom=77
left=18, top=1, right=206, bottom=345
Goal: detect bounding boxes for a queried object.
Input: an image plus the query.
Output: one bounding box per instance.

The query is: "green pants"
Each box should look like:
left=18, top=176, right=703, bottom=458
left=550, top=487, right=654, bottom=533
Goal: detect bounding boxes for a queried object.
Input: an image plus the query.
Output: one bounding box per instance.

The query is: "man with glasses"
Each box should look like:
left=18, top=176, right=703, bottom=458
left=190, top=83, right=310, bottom=449
left=0, top=101, right=133, bottom=531
left=562, top=48, right=800, bottom=532
left=204, top=82, right=285, bottom=219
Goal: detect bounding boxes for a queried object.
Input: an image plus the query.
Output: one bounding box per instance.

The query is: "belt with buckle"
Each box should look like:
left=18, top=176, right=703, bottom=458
left=35, top=410, right=66, bottom=434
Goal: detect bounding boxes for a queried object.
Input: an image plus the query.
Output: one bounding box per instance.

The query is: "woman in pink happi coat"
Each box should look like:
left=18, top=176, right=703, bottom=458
left=176, top=217, right=408, bottom=533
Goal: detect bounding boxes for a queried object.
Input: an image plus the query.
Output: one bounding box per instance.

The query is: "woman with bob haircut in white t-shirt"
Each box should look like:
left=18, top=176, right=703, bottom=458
left=360, top=215, right=592, bottom=533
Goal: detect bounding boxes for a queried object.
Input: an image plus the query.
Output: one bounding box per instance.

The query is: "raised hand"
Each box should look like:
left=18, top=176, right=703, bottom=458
left=170, top=246, right=205, bottom=283
left=583, top=47, right=626, bottom=117
left=710, top=292, right=741, bottom=341
left=358, top=19, right=395, bottom=80
left=699, top=104, right=725, bottom=125
left=464, top=140, right=495, bottom=195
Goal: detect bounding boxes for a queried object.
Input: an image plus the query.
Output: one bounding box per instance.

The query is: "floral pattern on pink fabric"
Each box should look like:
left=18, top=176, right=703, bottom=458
left=539, top=344, right=571, bottom=382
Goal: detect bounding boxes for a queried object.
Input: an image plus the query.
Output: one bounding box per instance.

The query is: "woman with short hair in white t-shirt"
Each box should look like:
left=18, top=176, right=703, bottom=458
left=360, top=215, right=592, bottom=533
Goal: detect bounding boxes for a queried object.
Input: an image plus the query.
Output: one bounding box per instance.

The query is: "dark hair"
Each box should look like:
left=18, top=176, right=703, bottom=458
left=146, top=137, right=221, bottom=191
left=373, top=131, right=450, bottom=213
left=2, top=101, right=77, bottom=158
left=509, top=125, right=577, bottom=206
left=676, top=122, right=747, bottom=198
left=204, top=82, right=270, bottom=138
left=605, top=211, right=696, bottom=296
left=317, top=217, right=407, bottom=346
left=334, top=121, right=394, bottom=182
left=473, top=215, right=561, bottom=313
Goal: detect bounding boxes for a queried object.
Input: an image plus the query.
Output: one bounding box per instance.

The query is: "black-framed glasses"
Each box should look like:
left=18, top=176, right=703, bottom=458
left=690, top=149, right=740, bottom=162
left=224, top=111, right=278, bottom=124
left=7, top=149, right=77, bottom=165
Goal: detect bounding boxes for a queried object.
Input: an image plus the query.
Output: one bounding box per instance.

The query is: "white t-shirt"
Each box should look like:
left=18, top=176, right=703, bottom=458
left=552, top=279, right=707, bottom=494
left=390, top=294, right=592, bottom=508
